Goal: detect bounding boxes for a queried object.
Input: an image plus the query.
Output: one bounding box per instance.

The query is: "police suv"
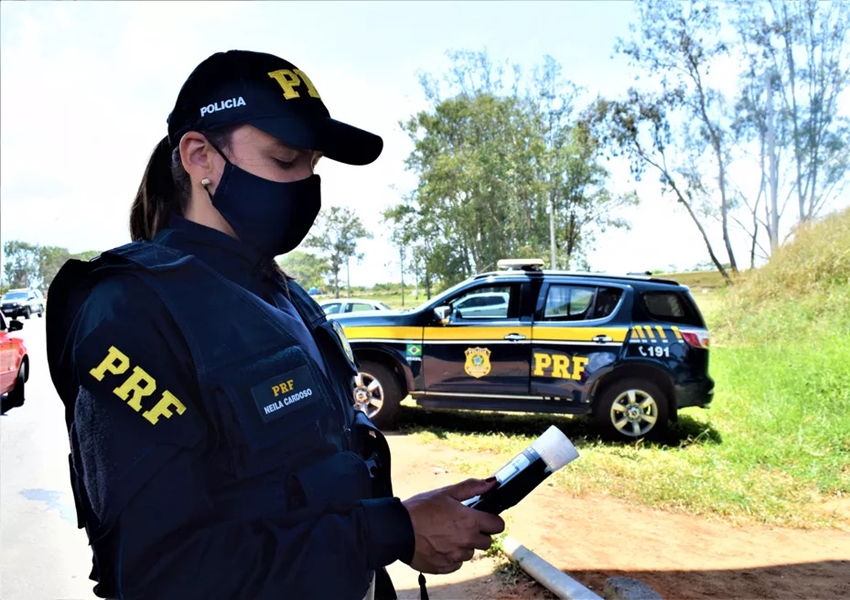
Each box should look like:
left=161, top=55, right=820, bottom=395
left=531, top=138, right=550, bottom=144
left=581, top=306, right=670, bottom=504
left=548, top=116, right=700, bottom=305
left=337, top=259, right=714, bottom=440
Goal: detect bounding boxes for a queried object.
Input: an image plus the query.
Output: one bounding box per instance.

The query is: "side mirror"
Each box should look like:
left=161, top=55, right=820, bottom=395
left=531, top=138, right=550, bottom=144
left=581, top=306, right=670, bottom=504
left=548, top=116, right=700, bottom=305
left=433, top=306, right=451, bottom=325
left=9, top=320, right=23, bottom=332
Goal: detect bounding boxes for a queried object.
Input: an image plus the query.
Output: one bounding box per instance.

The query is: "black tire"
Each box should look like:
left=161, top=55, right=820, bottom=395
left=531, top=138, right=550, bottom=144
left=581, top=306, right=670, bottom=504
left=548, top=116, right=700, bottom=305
left=8, top=365, right=26, bottom=408
left=354, top=360, right=403, bottom=431
left=38, top=307, right=44, bottom=318
left=593, top=377, right=669, bottom=440
left=24, top=307, right=31, bottom=320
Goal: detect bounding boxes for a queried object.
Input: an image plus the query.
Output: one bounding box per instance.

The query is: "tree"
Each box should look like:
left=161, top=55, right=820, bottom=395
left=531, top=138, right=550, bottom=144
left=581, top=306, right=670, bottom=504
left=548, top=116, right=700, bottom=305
left=549, top=120, right=639, bottom=269
left=39, top=245, right=73, bottom=291
left=3, top=242, right=101, bottom=293
left=614, top=0, right=740, bottom=275
left=304, top=206, right=372, bottom=298
left=383, top=197, right=439, bottom=299
left=389, top=50, right=633, bottom=287
left=3, top=241, right=41, bottom=289
left=735, top=0, right=850, bottom=234
left=586, top=90, right=733, bottom=281
left=277, top=250, right=329, bottom=290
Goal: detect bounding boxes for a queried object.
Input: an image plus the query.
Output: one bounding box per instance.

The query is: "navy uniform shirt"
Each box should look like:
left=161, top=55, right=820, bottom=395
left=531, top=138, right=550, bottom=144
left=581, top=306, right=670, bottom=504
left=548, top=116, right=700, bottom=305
left=63, top=216, right=414, bottom=599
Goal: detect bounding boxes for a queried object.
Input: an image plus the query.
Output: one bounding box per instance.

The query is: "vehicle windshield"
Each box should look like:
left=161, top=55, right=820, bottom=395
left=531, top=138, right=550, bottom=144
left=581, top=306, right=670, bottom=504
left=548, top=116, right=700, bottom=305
left=3, top=292, right=27, bottom=300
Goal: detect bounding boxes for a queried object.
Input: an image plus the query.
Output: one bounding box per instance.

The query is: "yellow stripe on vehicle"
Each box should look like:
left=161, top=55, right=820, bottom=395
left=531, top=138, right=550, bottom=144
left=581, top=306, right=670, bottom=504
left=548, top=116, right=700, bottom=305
left=341, top=326, right=422, bottom=341
left=531, top=326, right=628, bottom=343
left=671, top=326, right=683, bottom=340
left=424, top=326, right=533, bottom=341
left=655, top=325, right=667, bottom=340
left=631, top=326, right=644, bottom=339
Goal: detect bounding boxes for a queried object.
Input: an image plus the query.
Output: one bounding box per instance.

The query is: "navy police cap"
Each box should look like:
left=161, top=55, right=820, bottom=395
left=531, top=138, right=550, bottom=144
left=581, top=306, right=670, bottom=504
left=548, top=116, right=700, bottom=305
left=166, top=50, right=383, bottom=166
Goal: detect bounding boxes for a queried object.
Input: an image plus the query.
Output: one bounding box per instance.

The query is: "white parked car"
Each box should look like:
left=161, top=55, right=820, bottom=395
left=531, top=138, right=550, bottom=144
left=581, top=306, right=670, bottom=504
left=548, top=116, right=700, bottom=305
left=319, top=298, right=392, bottom=316
left=451, top=291, right=509, bottom=318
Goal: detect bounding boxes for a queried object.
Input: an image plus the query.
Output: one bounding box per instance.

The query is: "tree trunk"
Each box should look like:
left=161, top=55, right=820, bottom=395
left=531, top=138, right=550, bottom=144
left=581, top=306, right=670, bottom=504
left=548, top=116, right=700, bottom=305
left=710, top=129, right=738, bottom=273
left=668, top=177, right=732, bottom=283
left=549, top=185, right=557, bottom=269
left=400, top=246, right=405, bottom=308
left=346, top=259, right=351, bottom=299
left=766, top=70, right=780, bottom=252
left=779, top=1, right=807, bottom=222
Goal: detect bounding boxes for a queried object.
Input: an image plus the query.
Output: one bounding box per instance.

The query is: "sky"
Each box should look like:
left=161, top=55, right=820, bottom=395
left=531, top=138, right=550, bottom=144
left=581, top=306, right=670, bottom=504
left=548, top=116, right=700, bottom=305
left=1, top=1, right=848, bottom=288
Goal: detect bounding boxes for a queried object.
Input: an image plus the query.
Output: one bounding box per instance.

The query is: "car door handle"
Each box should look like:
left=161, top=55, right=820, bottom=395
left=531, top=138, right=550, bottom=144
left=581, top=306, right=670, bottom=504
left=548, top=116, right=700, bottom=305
left=504, top=333, right=527, bottom=341
left=593, top=335, right=612, bottom=343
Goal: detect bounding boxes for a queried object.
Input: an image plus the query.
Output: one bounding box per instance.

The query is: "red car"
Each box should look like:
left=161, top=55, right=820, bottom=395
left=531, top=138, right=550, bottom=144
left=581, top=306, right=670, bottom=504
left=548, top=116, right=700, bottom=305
left=0, top=311, right=28, bottom=410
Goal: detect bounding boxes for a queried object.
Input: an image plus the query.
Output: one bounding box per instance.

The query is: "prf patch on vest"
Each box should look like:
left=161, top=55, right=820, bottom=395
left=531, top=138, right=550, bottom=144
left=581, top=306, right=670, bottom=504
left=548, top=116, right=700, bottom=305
left=251, top=365, right=318, bottom=424
left=89, top=345, right=187, bottom=425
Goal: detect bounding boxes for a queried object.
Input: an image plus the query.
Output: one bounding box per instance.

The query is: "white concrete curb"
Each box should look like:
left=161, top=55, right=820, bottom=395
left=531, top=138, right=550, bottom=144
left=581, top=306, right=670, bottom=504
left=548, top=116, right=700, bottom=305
left=502, top=535, right=604, bottom=600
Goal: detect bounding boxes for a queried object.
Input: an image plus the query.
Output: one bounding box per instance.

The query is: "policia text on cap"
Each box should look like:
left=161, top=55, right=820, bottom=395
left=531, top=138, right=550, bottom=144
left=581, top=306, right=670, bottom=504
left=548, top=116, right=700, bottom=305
left=46, top=50, right=504, bottom=600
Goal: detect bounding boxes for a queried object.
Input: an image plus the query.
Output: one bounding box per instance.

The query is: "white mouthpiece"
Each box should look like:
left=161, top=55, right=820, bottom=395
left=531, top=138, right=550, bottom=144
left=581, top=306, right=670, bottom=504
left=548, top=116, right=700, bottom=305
left=531, top=425, right=579, bottom=472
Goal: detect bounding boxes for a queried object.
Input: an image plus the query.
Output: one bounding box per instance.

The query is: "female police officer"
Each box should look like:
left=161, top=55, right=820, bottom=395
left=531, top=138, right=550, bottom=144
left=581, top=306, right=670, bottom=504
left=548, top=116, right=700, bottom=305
left=45, top=50, right=504, bottom=600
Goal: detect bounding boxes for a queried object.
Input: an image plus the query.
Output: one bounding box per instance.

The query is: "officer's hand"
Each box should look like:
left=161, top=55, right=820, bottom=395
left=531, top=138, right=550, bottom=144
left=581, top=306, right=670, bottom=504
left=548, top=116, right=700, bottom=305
left=402, top=478, right=505, bottom=575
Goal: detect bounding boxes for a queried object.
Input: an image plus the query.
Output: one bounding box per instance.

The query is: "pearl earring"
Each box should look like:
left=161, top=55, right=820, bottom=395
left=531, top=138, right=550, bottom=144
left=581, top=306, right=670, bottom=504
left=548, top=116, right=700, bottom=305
left=201, top=178, right=211, bottom=187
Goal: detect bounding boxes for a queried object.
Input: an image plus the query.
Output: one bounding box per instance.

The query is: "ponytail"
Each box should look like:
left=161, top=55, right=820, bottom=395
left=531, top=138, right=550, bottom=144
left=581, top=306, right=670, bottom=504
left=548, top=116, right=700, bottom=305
left=130, top=127, right=237, bottom=241
left=129, top=137, right=182, bottom=241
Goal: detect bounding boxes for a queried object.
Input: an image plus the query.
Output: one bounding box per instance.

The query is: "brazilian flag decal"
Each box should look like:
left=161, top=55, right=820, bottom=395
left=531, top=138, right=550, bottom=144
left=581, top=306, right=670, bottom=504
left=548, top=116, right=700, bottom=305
left=406, top=344, right=422, bottom=357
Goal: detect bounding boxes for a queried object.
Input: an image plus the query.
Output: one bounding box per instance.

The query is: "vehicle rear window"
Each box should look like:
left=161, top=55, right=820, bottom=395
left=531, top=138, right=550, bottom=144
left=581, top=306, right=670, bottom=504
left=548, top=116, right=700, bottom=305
left=641, top=291, right=704, bottom=326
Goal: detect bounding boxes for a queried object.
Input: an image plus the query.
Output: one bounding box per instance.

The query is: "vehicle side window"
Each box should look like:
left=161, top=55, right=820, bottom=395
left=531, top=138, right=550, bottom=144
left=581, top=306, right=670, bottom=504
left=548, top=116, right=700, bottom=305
left=592, top=287, right=624, bottom=319
left=641, top=291, right=703, bottom=326
left=450, top=285, right=514, bottom=320
left=350, top=303, right=374, bottom=312
left=543, top=285, right=596, bottom=321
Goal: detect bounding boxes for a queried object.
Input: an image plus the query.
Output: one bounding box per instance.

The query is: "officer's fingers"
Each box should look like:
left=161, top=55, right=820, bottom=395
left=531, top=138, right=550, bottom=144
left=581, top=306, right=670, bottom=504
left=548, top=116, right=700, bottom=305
left=470, top=533, right=495, bottom=551
left=475, top=512, right=506, bottom=535
left=445, top=477, right=496, bottom=502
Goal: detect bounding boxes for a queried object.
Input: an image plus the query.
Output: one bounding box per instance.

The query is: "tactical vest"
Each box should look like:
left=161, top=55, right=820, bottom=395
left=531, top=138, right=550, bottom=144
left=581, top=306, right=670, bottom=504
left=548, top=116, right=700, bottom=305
left=46, top=240, right=395, bottom=599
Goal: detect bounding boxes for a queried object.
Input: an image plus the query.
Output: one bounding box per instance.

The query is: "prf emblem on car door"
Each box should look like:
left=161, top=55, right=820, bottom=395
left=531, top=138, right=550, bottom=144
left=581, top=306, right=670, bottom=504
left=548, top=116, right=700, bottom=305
left=464, top=347, right=492, bottom=378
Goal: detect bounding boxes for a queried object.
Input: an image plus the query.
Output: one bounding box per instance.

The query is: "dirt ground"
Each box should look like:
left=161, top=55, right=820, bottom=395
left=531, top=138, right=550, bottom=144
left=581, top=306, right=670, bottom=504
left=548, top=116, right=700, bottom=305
left=385, top=434, right=850, bottom=600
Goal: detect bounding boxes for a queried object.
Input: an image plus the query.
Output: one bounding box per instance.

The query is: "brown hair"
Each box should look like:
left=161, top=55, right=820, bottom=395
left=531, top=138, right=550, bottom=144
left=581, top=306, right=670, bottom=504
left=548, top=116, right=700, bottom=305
left=129, top=129, right=234, bottom=241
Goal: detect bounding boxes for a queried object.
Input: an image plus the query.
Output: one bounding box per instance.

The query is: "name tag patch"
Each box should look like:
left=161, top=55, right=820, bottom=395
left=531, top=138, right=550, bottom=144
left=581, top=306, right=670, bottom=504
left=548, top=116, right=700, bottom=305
left=251, top=365, right=317, bottom=423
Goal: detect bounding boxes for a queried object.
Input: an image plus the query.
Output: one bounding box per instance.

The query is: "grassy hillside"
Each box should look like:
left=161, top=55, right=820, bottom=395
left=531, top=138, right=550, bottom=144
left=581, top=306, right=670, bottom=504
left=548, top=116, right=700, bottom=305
left=704, top=207, right=850, bottom=519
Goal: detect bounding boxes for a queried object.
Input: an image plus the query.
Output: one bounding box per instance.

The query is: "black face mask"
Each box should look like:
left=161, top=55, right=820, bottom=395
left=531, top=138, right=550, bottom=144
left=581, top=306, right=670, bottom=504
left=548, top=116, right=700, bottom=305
left=204, top=155, right=321, bottom=258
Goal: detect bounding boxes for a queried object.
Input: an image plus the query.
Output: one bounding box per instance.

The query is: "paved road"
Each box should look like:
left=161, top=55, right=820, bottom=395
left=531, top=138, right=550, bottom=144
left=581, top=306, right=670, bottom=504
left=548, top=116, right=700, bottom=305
left=1, top=316, right=97, bottom=600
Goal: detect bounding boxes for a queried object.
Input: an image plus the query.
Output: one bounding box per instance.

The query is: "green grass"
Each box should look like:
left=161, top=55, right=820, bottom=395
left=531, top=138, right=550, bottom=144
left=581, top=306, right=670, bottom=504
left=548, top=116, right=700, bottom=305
left=396, top=209, right=850, bottom=529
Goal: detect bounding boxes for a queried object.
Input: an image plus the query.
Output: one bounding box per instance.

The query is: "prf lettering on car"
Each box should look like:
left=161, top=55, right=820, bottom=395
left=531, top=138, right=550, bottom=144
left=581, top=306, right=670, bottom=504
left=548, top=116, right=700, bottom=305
left=89, top=346, right=187, bottom=425
left=533, top=352, right=589, bottom=381
left=267, top=69, right=321, bottom=100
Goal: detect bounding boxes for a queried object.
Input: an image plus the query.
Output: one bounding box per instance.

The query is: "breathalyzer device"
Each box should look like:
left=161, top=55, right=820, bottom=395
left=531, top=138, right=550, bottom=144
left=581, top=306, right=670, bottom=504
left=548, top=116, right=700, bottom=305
left=462, top=425, right=579, bottom=515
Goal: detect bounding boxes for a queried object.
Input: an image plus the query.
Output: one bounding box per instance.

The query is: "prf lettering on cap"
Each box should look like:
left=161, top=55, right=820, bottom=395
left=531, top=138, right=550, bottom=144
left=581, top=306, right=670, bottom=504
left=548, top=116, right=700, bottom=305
left=267, top=69, right=321, bottom=100
left=89, top=345, right=187, bottom=425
